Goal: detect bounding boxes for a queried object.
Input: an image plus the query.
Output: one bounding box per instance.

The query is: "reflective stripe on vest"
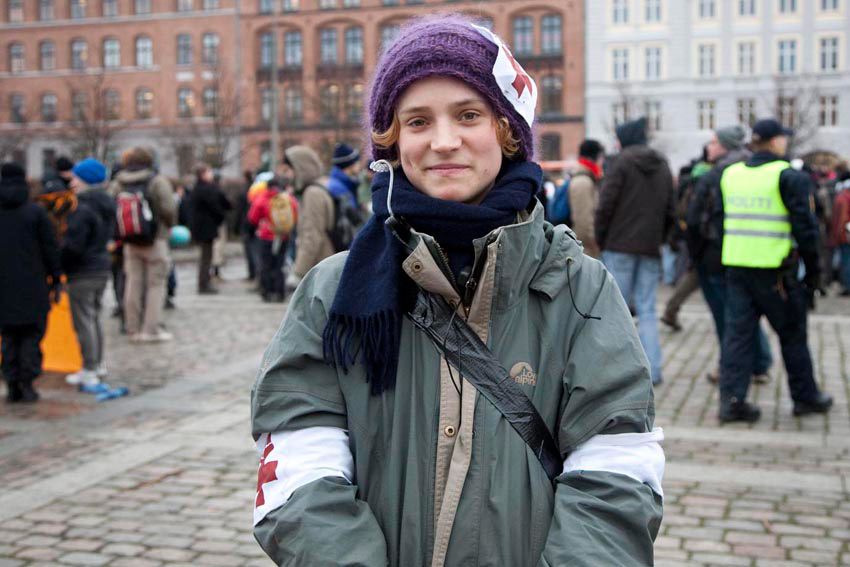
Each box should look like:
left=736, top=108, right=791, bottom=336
left=720, top=160, right=791, bottom=268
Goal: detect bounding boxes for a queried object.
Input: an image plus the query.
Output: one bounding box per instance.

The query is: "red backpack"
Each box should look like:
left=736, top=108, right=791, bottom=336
left=115, top=179, right=157, bottom=245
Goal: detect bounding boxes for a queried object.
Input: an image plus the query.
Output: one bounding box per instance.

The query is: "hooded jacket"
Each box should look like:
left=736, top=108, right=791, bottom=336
left=287, top=146, right=335, bottom=278
left=0, top=174, right=62, bottom=326
left=328, top=166, right=359, bottom=209
left=61, top=183, right=115, bottom=278
left=595, top=145, right=675, bottom=257
left=189, top=179, right=231, bottom=242
left=567, top=161, right=602, bottom=258
left=252, top=201, right=663, bottom=567
left=108, top=168, right=177, bottom=242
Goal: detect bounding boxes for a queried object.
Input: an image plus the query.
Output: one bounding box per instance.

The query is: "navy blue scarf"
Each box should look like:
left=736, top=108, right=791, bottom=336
left=322, top=160, right=542, bottom=394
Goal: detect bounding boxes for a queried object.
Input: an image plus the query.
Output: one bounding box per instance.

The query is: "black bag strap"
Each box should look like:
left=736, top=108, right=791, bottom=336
left=408, top=289, right=562, bottom=482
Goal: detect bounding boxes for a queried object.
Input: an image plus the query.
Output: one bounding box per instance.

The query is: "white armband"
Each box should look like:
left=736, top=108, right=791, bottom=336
left=562, top=427, right=665, bottom=497
left=253, top=427, right=354, bottom=526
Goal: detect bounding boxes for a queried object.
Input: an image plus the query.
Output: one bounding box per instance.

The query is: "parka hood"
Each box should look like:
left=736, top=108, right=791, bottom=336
left=284, top=146, right=324, bottom=192
left=77, top=183, right=114, bottom=223
left=618, top=145, right=668, bottom=175
left=0, top=177, right=30, bottom=209
left=114, top=168, right=155, bottom=185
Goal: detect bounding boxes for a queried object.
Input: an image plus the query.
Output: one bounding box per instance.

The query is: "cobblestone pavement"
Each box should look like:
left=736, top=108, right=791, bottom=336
left=0, top=250, right=849, bottom=566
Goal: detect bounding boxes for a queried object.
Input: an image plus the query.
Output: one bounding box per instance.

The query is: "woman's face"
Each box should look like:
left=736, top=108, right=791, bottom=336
left=396, top=76, right=503, bottom=204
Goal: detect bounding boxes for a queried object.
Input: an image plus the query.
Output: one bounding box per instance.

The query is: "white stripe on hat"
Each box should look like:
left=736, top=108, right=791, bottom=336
left=471, top=24, right=537, bottom=128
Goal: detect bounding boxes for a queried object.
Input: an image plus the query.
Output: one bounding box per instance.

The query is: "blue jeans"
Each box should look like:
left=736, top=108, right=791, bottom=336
left=602, top=251, right=663, bottom=382
left=840, top=244, right=850, bottom=292
left=661, top=244, right=678, bottom=285
left=697, top=266, right=773, bottom=375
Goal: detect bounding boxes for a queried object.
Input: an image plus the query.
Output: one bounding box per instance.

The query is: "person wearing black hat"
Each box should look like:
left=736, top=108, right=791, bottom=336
left=42, top=156, right=74, bottom=194
left=0, top=162, right=63, bottom=403
left=715, top=118, right=833, bottom=422
left=328, top=143, right=362, bottom=210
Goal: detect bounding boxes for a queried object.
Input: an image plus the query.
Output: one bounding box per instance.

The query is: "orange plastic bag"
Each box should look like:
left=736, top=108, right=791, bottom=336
left=41, top=291, right=82, bottom=374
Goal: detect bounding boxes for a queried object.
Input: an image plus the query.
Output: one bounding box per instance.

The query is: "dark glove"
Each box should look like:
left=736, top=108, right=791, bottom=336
left=800, top=250, right=822, bottom=292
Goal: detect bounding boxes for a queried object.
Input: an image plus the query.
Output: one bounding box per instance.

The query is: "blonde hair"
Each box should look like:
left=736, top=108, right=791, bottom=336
left=371, top=115, right=520, bottom=164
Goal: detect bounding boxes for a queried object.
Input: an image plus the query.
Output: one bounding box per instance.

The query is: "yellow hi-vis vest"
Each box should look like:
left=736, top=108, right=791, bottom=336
left=720, top=160, right=792, bottom=268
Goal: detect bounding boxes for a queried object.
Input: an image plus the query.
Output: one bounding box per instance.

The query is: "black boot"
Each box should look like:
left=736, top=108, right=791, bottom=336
left=793, top=392, right=833, bottom=416
left=719, top=397, right=761, bottom=423
left=5, top=381, right=22, bottom=403
left=18, top=381, right=39, bottom=403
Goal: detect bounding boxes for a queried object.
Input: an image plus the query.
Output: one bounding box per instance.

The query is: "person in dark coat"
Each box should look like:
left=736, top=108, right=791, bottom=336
left=61, top=158, right=115, bottom=387
left=235, top=170, right=259, bottom=281
left=0, top=162, right=63, bottom=403
left=189, top=164, right=231, bottom=294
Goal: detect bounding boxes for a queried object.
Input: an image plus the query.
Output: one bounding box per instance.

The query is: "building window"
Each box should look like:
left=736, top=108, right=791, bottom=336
left=285, top=31, right=302, bottom=67
left=71, top=39, right=88, bottom=70
left=540, top=76, right=562, bottom=115
left=346, top=83, right=363, bottom=122
left=41, top=93, right=57, bottom=122
left=778, top=0, right=797, bottom=13
left=105, top=89, right=120, bottom=119
left=613, top=48, right=629, bottom=81
left=645, top=0, right=662, bottom=22
left=135, top=88, right=154, bottom=119
left=821, top=0, right=839, bottom=10
left=71, top=0, right=86, bottom=18
left=541, top=15, right=562, bottom=55
left=737, top=98, right=757, bottom=127
left=202, top=33, right=220, bottom=65
left=177, top=34, right=192, bottom=66
left=286, top=86, right=303, bottom=122
left=177, top=88, right=194, bottom=117
left=345, top=27, right=363, bottom=64
left=9, top=44, right=24, bottom=73
left=512, top=16, right=533, bottom=56
left=203, top=0, right=219, bottom=9
left=777, top=96, right=796, bottom=127
left=260, top=32, right=275, bottom=68
left=382, top=0, right=399, bottom=5
left=135, top=0, right=151, bottom=14
left=737, top=41, right=755, bottom=75
left=10, top=94, right=25, bottom=123
left=72, top=91, right=87, bottom=121
left=698, top=100, right=715, bottom=129
left=540, top=134, right=561, bottom=161
left=698, top=0, right=716, bottom=18
left=103, top=38, right=121, bottom=69
left=819, top=95, right=838, bottom=126
left=320, top=83, right=340, bottom=123
left=778, top=39, right=796, bottom=73
left=8, top=0, right=23, bottom=23
left=645, top=100, right=662, bottom=131
left=203, top=87, right=218, bottom=116
left=612, top=102, right=630, bottom=125
left=39, top=0, right=54, bottom=20
left=645, top=47, right=661, bottom=80
left=283, top=0, right=298, bottom=12
left=178, top=0, right=193, bottom=10
left=380, top=24, right=400, bottom=53
left=319, top=0, right=336, bottom=8
left=40, top=41, right=56, bottom=71
left=820, top=37, right=839, bottom=71
left=261, top=87, right=273, bottom=122
left=259, top=0, right=273, bottom=12
left=343, top=0, right=360, bottom=6
left=136, top=36, right=153, bottom=68
left=739, top=0, right=756, bottom=15
left=103, top=0, right=118, bottom=17
left=320, top=28, right=338, bottom=64
left=612, top=0, right=629, bottom=24
left=698, top=43, right=716, bottom=77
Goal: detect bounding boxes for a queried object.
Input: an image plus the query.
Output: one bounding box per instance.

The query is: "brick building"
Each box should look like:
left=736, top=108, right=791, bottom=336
left=0, top=0, right=584, bottom=179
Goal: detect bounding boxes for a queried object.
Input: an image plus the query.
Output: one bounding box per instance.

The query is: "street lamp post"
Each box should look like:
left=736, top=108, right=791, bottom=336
left=269, top=0, right=280, bottom=171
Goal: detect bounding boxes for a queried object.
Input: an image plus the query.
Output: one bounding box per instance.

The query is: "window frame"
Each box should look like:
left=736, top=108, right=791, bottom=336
left=103, top=38, right=121, bottom=69
left=40, top=41, right=56, bottom=72
left=71, top=39, right=89, bottom=70
left=512, top=16, right=534, bottom=57
left=344, top=26, right=363, bottom=65
left=135, top=36, right=154, bottom=68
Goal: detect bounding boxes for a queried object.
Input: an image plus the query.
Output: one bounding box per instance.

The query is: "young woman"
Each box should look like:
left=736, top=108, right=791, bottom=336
left=251, top=15, right=664, bottom=566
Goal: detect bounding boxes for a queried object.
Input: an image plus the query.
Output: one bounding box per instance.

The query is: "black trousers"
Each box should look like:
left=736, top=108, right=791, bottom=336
left=1, top=318, right=48, bottom=385
left=259, top=239, right=287, bottom=297
left=198, top=240, right=214, bottom=291
left=719, top=267, right=820, bottom=404
left=244, top=232, right=258, bottom=280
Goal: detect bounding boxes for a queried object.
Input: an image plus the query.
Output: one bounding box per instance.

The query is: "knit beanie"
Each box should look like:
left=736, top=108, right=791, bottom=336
left=55, top=156, right=74, bottom=173
left=715, top=125, right=746, bottom=150
left=368, top=14, right=535, bottom=163
left=71, top=158, right=107, bottom=185
left=331, top=142, right=360, bottom=170
left=1, top=162, right=25, bottom=180
left=616, top=117, right=648, bottom=148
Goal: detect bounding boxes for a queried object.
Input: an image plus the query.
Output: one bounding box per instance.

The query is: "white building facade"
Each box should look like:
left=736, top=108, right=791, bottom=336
left=585, top=0, right=850, bottom=170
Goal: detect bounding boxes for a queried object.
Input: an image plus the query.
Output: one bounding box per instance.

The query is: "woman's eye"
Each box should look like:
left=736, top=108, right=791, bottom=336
left=407, top=118, right=427, bottom=128
left=461, top=111, right=480, bottom=121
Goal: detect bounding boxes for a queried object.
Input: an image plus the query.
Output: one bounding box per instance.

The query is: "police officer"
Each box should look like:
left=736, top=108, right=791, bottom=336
left=718, top=118, right=833, bottom=423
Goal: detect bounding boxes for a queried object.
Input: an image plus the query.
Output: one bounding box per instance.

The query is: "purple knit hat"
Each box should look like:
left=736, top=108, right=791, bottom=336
left=368, top=14, right=534, bottom=163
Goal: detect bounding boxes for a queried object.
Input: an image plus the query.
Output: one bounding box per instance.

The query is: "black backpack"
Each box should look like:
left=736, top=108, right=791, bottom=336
left=326, top=190, right=364, bottom=253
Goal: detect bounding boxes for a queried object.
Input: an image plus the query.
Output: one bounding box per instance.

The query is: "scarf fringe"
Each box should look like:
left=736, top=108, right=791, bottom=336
left=323, top=309, right=401, bottom=395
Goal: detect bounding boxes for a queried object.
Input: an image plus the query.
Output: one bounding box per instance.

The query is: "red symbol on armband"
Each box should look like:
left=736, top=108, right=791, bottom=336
left=505, top=51, right=533, bottom=99
left=256, top=441, right=278, bottom=507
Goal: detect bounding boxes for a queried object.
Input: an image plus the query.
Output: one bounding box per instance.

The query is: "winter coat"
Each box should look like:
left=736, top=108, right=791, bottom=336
left=831, top=187, right=850, bottom=247
left=252, top=201, right=663, bottom=567
left=189, top=180, right=231, bottom=242
left=0, top=175, right=62, bottom=326
left=595, top=145, right=675, bottom=257
left=61, top=183, right=115, bottom=278
left=108, top=168, right=177, bottom=242
left=286, top=146, right=335, bottom=278
left=328, top=166, right=359, bottom=209
left=248, top=188, right=299, bottom=242
left=567, top=163, right=601, bottom=258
